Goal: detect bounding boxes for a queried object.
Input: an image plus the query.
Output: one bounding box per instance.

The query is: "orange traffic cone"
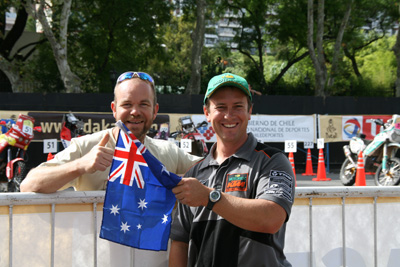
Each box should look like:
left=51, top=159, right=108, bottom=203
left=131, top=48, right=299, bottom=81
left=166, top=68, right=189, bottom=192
left=302, top=148, right=316, bottom=175
left=312, top=149, right=331, bottom=181
left=288, top=152, right=297, bottom=186
left=355, top=151, right=366, bottom=186
left=47, top=153, right=54, bottom=161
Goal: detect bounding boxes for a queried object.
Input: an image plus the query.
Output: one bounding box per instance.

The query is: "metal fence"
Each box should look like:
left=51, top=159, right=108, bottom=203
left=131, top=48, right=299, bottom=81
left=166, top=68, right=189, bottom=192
left=0, top=187, right=399, bottom=267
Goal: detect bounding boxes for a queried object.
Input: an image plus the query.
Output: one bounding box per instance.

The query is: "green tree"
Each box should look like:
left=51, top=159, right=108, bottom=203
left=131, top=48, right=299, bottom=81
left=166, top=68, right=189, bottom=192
left=0, top=0, right=44, bottom=92
left=25, top=0, right=82, bottom=92
left=152, top=16, right=193, bottom=94
left=216, top=0, right=276, bottom=94
left=69, top=0, right=172, bottom=92
left=269, top=0, right=310, bottom=93
left=359, top=36, right=396, bottom=94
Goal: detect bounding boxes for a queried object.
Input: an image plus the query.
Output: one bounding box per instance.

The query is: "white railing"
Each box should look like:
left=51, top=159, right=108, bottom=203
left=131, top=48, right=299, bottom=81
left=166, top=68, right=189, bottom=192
left=0, top=187, right=400, bottom=267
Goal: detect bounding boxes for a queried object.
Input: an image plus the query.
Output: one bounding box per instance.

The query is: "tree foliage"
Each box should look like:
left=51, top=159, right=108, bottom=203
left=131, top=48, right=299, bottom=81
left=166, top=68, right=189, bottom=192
left=1, top=0, right=399, bottom=97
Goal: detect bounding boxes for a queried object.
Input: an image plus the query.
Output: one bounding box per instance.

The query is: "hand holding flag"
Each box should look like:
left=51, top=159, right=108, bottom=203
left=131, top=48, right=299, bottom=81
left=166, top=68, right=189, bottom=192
left=100, top=121, right=181, bottom=251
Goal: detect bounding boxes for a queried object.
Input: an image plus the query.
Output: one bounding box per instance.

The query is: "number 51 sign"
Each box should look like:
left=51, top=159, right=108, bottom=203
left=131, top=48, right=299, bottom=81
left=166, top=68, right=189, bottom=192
left=43, top=139, right=58, bottom=153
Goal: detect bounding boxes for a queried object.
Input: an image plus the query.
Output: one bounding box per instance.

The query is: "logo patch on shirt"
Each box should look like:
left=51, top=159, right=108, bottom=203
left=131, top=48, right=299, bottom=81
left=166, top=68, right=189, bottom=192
left=225, top=173, right=248, bottom=192
left=264, top=170, right=293, bottom=203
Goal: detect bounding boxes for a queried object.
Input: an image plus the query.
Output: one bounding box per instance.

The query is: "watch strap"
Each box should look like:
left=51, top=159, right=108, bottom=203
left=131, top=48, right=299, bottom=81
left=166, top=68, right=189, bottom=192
left=206, top=198, right=216, bottom=210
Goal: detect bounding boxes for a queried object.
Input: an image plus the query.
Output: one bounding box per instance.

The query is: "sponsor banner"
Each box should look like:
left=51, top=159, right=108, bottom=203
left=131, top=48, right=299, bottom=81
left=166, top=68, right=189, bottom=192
left=192, top=114, right=316, bottom=143
left=356, top=115, right=392, bottom=140
left=1, top=111, right=394, bottom=143
left=319, top=115, right=393, bottom=142
left=342, top=116, right=364, bottom=140
left=26, top=112, right=170, bottom=141
left=319, top=115, right=342, bottom=142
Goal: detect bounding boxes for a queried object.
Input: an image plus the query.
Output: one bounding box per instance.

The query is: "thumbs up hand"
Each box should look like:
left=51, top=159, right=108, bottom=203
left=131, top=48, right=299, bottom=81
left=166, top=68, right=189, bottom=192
left=79, top=132, right=114, bottom=174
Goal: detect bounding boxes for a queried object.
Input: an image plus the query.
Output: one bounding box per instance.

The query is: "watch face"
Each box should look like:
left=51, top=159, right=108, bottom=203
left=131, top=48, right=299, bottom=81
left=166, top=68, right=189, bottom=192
left=210, top=191, right=221, bottom=202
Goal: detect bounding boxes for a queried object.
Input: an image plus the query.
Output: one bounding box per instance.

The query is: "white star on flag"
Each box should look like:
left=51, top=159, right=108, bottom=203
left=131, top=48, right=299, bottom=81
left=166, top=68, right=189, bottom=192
left=137, top=224, right=142, bottom=230
left=110, top=204, right=120, bottom=215
left=138, top=199, right=148, bottom=210
left=162, top=214, right=168, bottom=224
left=121, top=222, right=130, bottom=233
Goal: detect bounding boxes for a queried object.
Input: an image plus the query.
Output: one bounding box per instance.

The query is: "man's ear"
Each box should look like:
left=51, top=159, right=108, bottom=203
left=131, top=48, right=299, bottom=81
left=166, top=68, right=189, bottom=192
left=153, top=103, right=159, bottom=120
left=248, top=104, right=253, bottom=120
left=111, top=101, right=116, bottom=118
left=203, top=106, right=211, bottom=122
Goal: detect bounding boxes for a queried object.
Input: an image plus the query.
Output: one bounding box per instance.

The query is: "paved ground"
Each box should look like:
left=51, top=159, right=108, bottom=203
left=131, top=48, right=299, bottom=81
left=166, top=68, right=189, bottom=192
left=295, top=171, right=376, bottom=187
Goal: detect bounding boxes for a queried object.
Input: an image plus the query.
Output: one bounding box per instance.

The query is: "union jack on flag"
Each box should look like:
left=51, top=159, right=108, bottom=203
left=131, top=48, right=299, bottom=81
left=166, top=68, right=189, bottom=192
left=100, top=121, right=182, bottom=251
left=108, top=126, right=147, bottom=188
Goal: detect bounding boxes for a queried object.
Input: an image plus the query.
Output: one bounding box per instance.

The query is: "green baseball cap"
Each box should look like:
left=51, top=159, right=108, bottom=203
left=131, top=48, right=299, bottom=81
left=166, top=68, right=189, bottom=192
left=204, top=73, right=252, bottom=104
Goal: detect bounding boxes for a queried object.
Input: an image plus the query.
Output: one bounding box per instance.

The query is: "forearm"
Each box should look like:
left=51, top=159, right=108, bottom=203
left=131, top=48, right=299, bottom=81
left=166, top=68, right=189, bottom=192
left=20, top=160, right=86, bottom=193
left=173, top=178, right=287, bottom=234
left=169, top=240, right=188, bottom=267
left=212, top=194, right=287, bottom=234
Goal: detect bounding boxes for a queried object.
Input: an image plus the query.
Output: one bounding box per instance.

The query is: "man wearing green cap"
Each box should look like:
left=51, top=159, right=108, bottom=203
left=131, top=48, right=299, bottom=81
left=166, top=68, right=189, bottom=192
left=170, top=73, right=295, bottom=266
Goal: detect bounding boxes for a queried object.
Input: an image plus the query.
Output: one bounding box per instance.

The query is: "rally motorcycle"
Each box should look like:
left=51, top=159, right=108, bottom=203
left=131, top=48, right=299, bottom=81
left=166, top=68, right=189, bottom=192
left=0, top=114, right=41, bottom=192
left=47, top=112, right=85, bottom=161
left=340, top=114, right=400, bottom=186
left=170, top=116, right=209, bottom=157
left=60, top=112, right=85, bottom=149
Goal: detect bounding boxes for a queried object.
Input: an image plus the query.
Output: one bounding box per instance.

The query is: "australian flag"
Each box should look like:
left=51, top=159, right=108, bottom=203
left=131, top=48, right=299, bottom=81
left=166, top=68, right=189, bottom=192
left=100, top=121, right=181, bottom=251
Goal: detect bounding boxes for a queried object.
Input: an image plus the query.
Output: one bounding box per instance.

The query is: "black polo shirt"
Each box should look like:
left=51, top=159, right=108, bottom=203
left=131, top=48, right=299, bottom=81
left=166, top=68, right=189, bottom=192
left=171, top=133, right=294, bottom=267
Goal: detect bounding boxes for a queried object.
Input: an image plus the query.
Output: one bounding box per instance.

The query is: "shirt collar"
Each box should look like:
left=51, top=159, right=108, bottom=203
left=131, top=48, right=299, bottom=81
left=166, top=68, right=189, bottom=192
left=198, top=132, right=257, bottom=170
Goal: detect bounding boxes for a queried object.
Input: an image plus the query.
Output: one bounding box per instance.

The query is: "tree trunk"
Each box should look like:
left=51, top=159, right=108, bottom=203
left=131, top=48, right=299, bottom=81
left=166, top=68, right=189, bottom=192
left=0, top=57, right=24, bottom=92
left=185, top=0, right=206, bottom=94
left=307, top=0, right=327, bottom=97
left=343, top=46, right=362, bottom=78
left=0, top=2, right=27, bottom=92
left=185, top=0, right=206, bottom=95
left=327, top=0, right=353, bottom=88
left=25, top=0, right=81, bottom=93
left=270, top=51, right=309, bottom=88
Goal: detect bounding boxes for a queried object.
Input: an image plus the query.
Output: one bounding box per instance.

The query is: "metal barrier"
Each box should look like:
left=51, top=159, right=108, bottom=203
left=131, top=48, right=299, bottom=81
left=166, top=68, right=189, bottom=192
left=0, top=187, right=399, bottom=267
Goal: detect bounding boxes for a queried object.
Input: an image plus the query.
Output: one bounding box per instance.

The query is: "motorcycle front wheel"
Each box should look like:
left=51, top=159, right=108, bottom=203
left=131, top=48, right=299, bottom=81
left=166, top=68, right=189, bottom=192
left=8, top=161, right=28, bottom=192
left=339, top=158, right=357, bottom=186
left=374, top=157, right=400, bottom=186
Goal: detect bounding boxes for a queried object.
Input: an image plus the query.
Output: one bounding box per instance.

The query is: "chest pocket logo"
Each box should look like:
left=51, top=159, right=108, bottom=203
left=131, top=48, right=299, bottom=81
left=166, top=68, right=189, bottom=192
left=225, top=173, right=248, bottom=192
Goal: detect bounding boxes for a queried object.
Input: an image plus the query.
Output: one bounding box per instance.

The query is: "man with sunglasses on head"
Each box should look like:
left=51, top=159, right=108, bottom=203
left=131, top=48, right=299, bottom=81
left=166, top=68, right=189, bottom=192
left=21, top=72, right=201, bottom=193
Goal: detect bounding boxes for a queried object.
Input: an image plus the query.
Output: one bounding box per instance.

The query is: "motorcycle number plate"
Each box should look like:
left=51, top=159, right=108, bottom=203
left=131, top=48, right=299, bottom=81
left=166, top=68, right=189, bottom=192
left=23, top=120, right=33, bottom=135
left=374, top=134, right=386, bottom=142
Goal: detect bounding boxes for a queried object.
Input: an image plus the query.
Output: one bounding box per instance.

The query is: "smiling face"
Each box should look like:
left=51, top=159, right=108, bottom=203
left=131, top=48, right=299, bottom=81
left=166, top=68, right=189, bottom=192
left=111, top=79, right=159, bottom=142
left=204, top=86, right=252, bottom=148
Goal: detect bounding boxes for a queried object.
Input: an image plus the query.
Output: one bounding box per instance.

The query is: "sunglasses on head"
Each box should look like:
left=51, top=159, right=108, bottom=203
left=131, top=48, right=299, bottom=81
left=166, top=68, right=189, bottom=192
left=116, top=71, right=154, bottom=85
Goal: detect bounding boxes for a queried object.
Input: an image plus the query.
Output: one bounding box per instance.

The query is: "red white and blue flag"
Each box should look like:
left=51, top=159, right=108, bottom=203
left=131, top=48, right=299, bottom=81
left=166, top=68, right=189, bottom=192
left=100, top=121, right=181, bottom=251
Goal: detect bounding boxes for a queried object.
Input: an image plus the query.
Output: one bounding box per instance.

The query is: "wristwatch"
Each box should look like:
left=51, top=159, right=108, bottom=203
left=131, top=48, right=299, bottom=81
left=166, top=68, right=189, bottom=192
left=206, top=188, right=221, bottom=210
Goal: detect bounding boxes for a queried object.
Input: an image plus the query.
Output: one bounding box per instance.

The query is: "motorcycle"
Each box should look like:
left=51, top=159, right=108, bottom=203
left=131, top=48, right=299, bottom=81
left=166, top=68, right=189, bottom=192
left=340, top=114, right=400, bottom=186
left=47, top=112, right=85, bottom=161
left=0, top=114, right=42, bottom=192
left=60, top=112, right=85, bottom=149
left=170, top=116, right=209, bottom=157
